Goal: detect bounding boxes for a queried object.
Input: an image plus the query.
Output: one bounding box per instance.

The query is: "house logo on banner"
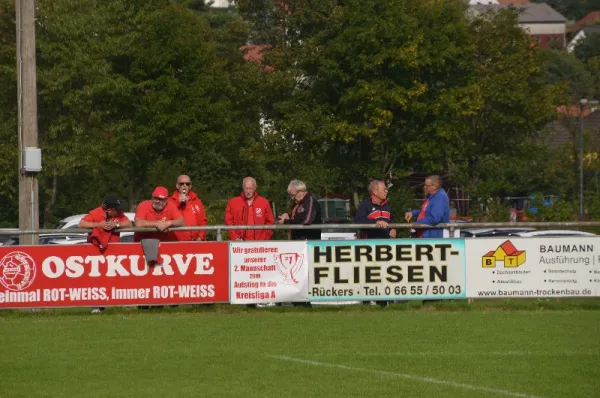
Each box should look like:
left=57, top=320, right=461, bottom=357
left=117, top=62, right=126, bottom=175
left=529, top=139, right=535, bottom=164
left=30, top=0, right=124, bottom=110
left=0, top=251, right=37, bottom=291
left=275, top=253, right=304, bottom=284
left=482, top=240, right=526, bottom=268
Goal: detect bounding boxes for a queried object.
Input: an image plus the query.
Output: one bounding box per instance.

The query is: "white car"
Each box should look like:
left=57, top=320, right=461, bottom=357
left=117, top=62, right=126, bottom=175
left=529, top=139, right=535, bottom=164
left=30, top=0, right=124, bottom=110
left=54, top=213, right=136, bottom=229
left=320, top=218, right=357, bottom=240
left=512, top=230, right=596, bottom=238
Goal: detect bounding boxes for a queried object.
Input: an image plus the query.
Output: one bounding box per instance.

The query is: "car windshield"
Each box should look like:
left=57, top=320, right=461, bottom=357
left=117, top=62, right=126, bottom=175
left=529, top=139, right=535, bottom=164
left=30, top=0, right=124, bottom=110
left=53, top=221, right=68, bottom=229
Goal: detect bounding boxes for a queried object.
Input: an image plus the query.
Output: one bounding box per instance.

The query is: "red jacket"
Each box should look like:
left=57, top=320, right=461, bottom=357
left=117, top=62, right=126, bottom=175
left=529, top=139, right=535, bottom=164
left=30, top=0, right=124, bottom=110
left=82, top=206, right=129, bottom=251
left=170, top=191, right=208, bottom=241
left=133, top=200, right=183, bottom=242
left=225, top=192, right=274, bottom=240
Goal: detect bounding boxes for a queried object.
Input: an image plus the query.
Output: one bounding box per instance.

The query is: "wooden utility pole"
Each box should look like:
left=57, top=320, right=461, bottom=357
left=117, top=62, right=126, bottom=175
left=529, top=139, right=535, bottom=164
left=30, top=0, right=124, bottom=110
left=16, top=0, right=40, bottom=244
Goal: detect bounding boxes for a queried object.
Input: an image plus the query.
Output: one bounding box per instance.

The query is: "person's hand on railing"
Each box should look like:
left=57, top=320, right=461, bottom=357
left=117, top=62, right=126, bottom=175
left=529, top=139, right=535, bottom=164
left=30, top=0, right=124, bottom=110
left=277, top=213, right=290, bottom=224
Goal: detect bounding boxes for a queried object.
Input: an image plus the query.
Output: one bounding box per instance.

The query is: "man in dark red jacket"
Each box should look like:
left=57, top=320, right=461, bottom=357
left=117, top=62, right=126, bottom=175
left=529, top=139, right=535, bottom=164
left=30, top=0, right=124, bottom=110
left=169, top=175, right=208, bottom=241
left=225, top=177, right=274, bottom=240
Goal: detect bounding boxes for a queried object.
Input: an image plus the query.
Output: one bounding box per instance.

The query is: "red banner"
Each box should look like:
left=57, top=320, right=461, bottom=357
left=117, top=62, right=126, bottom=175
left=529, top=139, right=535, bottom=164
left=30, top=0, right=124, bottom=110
left=0, top=242, right=229, bottom=308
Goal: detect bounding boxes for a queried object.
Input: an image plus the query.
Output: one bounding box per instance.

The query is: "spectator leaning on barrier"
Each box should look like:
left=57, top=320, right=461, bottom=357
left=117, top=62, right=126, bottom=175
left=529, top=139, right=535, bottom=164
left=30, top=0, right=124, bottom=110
left=277, top=179, right=322, bottom=240
left=79, top=195, right=132, bottom=314
left=79, top=195, right=132, bottom=250
left=225, top=176, right=274, bottom=241
left=134, top=186, right=185, bottom=242
left=355, top=180, right=397, bottom=239
left=404, top=175, right=450, bottom=238
left=169, top=175, right=208, bottom=241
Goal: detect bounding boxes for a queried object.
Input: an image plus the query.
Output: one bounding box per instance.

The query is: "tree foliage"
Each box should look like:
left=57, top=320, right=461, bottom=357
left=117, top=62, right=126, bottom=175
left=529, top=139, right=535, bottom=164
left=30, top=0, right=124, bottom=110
left=0, top=0, right=596, bottom=227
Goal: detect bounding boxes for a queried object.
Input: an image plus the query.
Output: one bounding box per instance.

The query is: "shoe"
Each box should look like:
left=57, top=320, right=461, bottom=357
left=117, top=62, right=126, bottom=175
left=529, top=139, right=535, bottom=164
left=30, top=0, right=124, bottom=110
left=91, top=307, right=105, bottom=314
left=376, top=301, right=389, bottom=307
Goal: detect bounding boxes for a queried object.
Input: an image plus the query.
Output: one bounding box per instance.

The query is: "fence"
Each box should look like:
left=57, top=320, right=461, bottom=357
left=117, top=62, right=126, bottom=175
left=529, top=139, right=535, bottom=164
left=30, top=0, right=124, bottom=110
left=3, top=221, right=600, bottom=241
left=0, top=222, right=599, bottom=309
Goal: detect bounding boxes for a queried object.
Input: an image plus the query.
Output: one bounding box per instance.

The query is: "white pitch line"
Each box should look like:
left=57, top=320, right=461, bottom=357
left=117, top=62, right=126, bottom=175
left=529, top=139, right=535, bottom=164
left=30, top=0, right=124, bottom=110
left=268, top=355, right=540, bottom=398
left=310, top=351, right=597, bottom=357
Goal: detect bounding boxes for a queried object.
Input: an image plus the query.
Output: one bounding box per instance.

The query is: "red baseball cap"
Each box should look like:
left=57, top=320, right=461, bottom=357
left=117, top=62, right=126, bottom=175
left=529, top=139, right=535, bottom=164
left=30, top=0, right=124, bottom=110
left=152, top=186, right=169, bottom=199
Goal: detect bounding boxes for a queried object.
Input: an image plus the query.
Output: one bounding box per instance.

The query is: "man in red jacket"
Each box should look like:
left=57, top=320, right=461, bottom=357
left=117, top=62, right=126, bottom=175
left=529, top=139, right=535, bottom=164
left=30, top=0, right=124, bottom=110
left=79, top=195, right=132, bottom=249
left=170, top=175, right=208, bottom=241
left=79, top=195, right=132, bottom=314
left=134, top=186, right=185, bottom=242
left=225, top=177, right=274, bottom=240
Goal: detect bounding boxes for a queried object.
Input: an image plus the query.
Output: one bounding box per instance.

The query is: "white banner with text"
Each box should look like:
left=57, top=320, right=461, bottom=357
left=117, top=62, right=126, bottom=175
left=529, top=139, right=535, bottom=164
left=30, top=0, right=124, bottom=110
left=308, top=239, right=466, bottom=301
left=229, top=241, right=309, bottom=304
left=466, top=237, right=600, bottom=298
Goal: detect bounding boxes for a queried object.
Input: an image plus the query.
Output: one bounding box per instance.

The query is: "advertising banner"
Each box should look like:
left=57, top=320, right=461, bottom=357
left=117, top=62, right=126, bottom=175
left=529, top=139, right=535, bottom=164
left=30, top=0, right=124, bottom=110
left=0, top=242, right=229, bottom=308
left=229, top=241, right=308, bottom=304
left=466, top=237, right=600, bottom=298
left=308, top=239, right=466, bottom=301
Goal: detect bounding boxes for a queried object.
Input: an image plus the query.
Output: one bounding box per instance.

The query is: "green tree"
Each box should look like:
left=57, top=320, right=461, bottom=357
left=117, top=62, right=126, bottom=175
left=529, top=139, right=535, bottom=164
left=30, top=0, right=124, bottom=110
left=574, top=32, right=600, bottom=63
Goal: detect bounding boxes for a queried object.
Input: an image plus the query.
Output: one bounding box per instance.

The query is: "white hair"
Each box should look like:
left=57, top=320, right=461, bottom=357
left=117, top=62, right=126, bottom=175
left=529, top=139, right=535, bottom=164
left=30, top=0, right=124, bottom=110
left=287, top=179, right=307, bottom=193
left=368, top=180, right=384, bottom=195
left=242, top=176, right=257, bottom=188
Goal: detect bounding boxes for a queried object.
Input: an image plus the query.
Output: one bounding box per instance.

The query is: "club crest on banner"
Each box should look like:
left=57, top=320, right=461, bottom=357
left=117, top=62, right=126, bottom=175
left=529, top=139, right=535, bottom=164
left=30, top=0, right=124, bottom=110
left=0, top=251, right=37, bottom=291
left=274, top=252, right=304, bottom=284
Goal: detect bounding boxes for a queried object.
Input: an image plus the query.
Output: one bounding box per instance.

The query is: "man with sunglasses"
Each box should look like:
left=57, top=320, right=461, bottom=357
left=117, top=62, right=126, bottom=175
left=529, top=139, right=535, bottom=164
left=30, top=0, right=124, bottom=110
left=170, top=175, right=208, bottom=241
left=277, top=179, right=322, bottom=240
left=134, top=186, right=185, bottom=242
left=225, top=177, right=274, bottom=241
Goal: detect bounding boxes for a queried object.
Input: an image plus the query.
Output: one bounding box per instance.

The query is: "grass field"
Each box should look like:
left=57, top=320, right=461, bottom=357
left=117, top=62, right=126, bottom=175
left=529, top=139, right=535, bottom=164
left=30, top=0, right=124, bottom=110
left=1, top=301, right=599, bottom=397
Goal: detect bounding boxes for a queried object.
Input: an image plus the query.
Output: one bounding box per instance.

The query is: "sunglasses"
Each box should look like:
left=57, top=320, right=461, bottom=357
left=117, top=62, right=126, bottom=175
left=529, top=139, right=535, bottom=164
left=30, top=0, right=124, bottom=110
left=178, top=182, right=191, bottom=186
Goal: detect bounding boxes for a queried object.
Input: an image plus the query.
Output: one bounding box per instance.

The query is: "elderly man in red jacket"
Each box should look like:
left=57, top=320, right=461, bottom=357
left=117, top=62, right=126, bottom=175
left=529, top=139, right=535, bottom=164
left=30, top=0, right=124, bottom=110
left=225, top=177, right=274, bottom=241
left=169, top=175, right=208, bottom=241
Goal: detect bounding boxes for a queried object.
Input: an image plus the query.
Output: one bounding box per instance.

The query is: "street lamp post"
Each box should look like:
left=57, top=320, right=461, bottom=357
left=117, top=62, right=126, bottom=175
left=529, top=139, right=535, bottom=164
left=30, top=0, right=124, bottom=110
left=579, top=99, right=600, bottom=221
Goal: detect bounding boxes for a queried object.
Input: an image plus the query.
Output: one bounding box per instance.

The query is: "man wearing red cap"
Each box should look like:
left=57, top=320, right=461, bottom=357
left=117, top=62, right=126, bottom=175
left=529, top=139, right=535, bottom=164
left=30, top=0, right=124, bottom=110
left=169, top=175, right=208, bottom=241
left=225, top=177, right=274, bottom=241
left=134, top=186, right=185, bottom=242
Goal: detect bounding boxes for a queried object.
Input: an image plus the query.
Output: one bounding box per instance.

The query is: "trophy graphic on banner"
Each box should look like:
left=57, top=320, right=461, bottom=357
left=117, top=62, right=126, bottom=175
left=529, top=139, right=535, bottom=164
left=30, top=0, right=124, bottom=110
left=274, top=252, right=304, bottom=284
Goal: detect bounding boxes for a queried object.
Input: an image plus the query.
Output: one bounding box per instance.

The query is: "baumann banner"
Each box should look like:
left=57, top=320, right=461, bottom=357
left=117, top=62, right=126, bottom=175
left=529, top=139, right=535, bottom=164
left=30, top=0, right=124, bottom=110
left=229, top=241, right=308, bottom=304
left=308, top=239, right=466, bottom=302
left=0, top=242, right=229, bottom=308
left=466, top=237, right=600, bottom=298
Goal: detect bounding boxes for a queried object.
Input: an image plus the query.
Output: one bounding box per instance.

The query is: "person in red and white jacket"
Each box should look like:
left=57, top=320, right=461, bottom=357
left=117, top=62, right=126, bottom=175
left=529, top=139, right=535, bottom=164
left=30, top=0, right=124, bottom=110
left=169, top=175, right=208, bottom=241
left=225, top=177, right=274, bottom=241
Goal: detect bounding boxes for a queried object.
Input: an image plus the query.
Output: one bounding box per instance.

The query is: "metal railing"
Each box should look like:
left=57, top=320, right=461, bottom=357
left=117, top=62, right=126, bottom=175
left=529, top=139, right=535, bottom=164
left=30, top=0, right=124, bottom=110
left=1, top=221, right=599, bottom=242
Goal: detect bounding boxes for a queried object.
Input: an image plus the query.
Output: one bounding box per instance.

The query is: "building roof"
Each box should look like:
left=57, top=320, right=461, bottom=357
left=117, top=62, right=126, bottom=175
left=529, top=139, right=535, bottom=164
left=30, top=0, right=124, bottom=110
left=581, top=25, right=600, bottom=34
left=567, top=11, right=600, bottom=33
left=469, top=3, right=567, bottom=23
left=517, top=3, right=567, bottom=23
